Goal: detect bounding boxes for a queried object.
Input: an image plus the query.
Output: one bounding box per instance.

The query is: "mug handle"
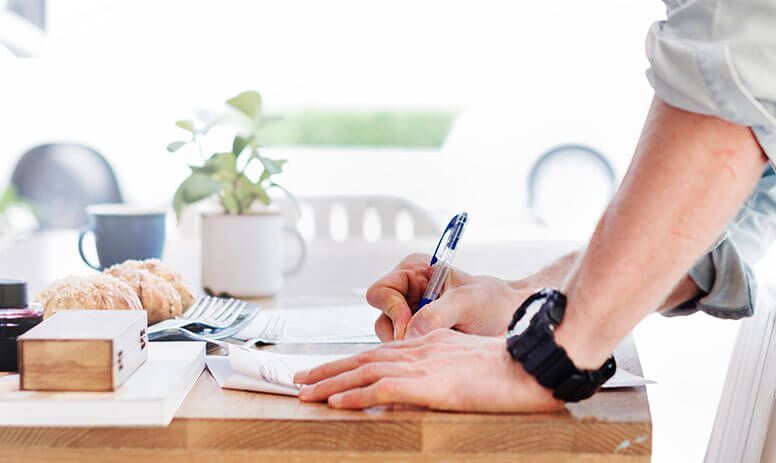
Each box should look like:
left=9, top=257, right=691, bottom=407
left=282, top=225, right=307, bottom=276
left=78, top=227, right=103, bottom=271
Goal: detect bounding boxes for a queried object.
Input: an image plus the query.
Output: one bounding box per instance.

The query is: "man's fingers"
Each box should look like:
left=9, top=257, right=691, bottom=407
left=374, top=314, right=394, bottom=342
left=405, top=293, right=466, bottom=338
left=328, top=378, right=429, bottom=409
left=378, top=329, right=460, bottom=350
left=299, top=362, right=416, bottom=402
left=294, top=348, right=404, bottom=384
left=366, top=268, right=428, bottom=340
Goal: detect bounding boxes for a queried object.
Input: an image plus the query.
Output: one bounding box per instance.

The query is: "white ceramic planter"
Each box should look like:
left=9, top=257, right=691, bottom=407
left=201, top=211, right=306, bottom=297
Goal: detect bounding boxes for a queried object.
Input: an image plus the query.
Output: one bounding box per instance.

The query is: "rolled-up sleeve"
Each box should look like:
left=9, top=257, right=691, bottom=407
left=664, top=168, right=776, bottom=318
left=647, top=1, right=776, bottom=318
left=646, top=0, right=776, bottom=162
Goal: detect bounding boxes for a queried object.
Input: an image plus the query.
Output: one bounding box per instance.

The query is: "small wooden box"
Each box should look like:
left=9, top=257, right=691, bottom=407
left=18, top=310, right=148, bottom=392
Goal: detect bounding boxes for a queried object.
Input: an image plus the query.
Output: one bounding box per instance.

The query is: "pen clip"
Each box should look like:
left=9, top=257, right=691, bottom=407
left=430, top=212, right=466, bottom=266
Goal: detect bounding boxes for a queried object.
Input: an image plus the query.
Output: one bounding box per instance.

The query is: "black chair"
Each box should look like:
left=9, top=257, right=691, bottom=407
left=11, top=143, right=123, bottom=229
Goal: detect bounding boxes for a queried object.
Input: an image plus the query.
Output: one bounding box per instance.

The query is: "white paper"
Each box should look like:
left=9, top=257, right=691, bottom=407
left=601, top=367, right=655, bottom=389
left=207, top=346, right=653, bottom=397
left=206, top=346, right=347, bottom=397
left=0, top=342, right=205, bottom=427
left=235, top=304, right=381, bottom=344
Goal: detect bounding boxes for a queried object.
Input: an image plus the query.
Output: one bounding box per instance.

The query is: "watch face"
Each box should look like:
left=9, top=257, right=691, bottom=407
left=506, top=296, right=545, bottom=338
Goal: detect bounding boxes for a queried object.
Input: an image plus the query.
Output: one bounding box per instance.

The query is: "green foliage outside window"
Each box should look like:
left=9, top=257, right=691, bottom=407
left=258, top=110, right=457, bottom=148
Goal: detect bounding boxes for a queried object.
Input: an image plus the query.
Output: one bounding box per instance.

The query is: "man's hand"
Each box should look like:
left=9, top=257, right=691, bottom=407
left=366, top=253, right=531, bottom=340
left=294, top=329, right=563, bottom=412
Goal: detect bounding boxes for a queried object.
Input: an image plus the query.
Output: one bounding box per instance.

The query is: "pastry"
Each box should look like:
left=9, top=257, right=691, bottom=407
left=106, top=259, right=195, bottom=310
left=104, top=266, right=183, bottom=324
left=35, top=274, right=143, bottom=319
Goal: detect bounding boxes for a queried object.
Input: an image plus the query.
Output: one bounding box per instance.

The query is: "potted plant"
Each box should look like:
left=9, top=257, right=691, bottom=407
left=168, top=91, right=305, bottom=297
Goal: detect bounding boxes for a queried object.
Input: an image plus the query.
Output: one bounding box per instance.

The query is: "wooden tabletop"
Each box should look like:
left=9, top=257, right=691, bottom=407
left=0, top=232, right=650, bottom=462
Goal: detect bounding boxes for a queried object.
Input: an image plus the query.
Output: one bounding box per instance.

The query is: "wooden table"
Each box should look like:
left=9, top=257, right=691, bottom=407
left=0, top=232, right=651, bottom=462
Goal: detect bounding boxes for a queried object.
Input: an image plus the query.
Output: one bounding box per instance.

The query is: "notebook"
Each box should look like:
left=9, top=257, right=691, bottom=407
left=235, top=304, right=381, bottom=344
left=206, top=345, right=653, bottom=397
left=0, top=342, right=205, bottom=427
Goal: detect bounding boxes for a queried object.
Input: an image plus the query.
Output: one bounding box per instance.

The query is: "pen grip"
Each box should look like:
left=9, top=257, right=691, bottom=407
left=414, top=263, right=451, bottom=313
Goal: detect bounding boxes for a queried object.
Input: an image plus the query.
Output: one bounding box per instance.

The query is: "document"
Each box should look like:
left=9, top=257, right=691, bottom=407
left=206, top=345, right=654, bottom=397
left=207, top=345, right=347, bottom=396
left=235, top=304, right=381, bottom=344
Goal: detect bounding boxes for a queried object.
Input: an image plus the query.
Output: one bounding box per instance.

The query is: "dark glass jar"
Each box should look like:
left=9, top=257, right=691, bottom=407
left=0, top=279, right=44, bottom=372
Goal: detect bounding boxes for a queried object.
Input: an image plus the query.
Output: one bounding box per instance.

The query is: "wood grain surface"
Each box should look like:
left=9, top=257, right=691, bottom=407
left=19, top=340, right=112, bottom=391
left=0, top=233, right=651, bottom=462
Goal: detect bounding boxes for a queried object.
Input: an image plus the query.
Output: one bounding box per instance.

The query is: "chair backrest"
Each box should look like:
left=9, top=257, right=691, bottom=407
left=278, top=195, right=440, bottom=242
left=11, top=143, right=123, bottom=229
left=705, top=284, right=776, bottom=462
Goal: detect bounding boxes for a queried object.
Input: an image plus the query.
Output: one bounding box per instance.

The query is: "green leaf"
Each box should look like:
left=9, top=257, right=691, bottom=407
left=0, top=185, right=19, bottom=213
left=255, top=184, right=271, bottom=206
left=226, top=91, right=262, bottom=122
left=222, top=191, right=240, bottom=214
left=172, top=173, right=223, bottom=220
left=166, top=141, right=187, bottom=153
left=259, top=157, right=286, bottom=175
left=232, top=134, right=254, bottom=156
left=233, top=175, right=253, bottom=211
left=191, top=152, right=237, bottom=180
left=175, top=119, right=197, bottom=133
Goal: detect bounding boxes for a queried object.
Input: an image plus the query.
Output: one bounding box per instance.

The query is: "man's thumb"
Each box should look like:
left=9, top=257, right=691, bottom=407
left=405, top=301, right=459, bottom=338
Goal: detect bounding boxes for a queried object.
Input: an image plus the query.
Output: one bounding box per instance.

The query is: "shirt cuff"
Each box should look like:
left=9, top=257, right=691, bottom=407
left=662, top=239, right=757, bottom=319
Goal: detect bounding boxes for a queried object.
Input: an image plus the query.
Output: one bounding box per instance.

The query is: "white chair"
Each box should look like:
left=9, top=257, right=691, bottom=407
left=277, top=195, right=440, bottom=242
left=705, top=284, right=776, bottom=462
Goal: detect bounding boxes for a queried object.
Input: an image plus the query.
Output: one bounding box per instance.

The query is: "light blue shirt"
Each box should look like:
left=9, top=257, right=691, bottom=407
left=646, top=0, right=776, bottom=318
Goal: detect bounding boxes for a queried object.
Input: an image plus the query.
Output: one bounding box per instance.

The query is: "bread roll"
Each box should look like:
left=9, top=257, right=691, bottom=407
left=105, top=266, right=183, bottom=324
left=35, top=274, right=143, bottom=319
left=107, top=259, right=195, bottom=310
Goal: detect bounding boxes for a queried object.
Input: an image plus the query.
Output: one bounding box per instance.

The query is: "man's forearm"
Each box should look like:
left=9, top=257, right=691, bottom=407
left=549, top=98, right=768, bottom=369
left=512, top=250, right=701, bottom=312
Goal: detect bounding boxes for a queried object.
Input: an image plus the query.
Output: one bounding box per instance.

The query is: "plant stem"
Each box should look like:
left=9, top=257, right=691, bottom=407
left=194, top=133, right=206, bottom=161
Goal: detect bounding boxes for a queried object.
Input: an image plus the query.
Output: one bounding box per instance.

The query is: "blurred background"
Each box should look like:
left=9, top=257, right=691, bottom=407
left=0, top=1, right=765, bottom=461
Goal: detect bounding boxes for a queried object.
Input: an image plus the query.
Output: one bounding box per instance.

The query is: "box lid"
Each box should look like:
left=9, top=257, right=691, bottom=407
left=19, top=310, right=147, bottom=340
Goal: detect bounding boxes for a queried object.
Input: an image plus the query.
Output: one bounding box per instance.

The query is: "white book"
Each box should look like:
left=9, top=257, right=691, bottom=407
left=206, top=345, right=653, bottom=397
left=0, top=342, right=205, bottom=427
left=236, top=304, right=381, bottom=344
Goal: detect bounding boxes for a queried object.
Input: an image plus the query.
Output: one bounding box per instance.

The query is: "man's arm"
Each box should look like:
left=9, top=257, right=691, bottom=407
left=293, top=97, right=768, bottom=412
left=555, top=98, right=768, bottom=369
left=511, top=250, right=701, bottom=312
left=365, top=241, right=703, bottom=342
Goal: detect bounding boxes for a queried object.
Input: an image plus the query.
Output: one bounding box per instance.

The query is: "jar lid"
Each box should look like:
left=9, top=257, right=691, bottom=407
left=0, top=279, right=27, bottom=308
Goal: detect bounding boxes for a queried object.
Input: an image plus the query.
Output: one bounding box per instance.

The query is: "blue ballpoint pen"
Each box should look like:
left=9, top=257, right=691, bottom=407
left=414, top=212, right=468, bottom=313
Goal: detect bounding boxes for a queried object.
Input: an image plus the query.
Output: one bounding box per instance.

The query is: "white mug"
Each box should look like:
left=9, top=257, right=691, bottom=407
left=201, top=211, right=306, bottom=297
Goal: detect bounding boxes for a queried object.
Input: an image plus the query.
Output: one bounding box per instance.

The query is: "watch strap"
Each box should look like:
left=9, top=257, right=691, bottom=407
left=506, top=289, right=616, bottom=402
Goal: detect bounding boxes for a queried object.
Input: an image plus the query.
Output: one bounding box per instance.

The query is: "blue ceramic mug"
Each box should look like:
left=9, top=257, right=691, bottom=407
left=78, top=204, right=166, bottom=270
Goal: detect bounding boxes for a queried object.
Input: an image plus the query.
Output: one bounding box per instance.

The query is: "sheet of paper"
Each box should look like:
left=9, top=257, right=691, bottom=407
left=206, top=346, right=346, bottom=397
left=235, top=304, right=381, bottom=344
left=207, top=356, right=300, bottom=396
left=207, top=346, right=654, bottom=396
left=601, top=367, right=655, bottom=389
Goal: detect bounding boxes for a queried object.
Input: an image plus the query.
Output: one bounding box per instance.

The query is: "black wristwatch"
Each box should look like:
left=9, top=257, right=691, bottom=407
left=505, top=288, right=616, bottom=402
